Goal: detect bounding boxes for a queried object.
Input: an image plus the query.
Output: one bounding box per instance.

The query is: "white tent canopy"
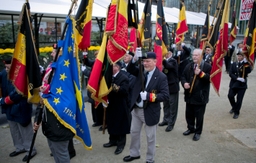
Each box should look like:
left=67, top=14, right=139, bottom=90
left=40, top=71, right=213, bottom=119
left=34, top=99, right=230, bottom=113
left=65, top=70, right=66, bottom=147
left=1, top=0, right=215, bottom=26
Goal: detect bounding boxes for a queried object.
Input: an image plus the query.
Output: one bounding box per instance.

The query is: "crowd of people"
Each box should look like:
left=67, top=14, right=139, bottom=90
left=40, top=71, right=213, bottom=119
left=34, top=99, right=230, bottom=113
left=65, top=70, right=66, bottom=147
left=0, top=41, right=253, bottom=163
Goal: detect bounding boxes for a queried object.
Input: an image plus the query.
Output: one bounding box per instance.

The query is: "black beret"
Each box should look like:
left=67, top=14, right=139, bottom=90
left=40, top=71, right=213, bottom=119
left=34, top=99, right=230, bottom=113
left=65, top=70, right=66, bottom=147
left=142, top=52, right=156, bottom=59
left=168, top=48, right=174, bottom=53
left=236, top=52, right=244, bottom=56
left=3, top=58, right=12, bottom=64
left=128, top=51, right=134, bottom=57
left=115, top=61, right=123, bottom=68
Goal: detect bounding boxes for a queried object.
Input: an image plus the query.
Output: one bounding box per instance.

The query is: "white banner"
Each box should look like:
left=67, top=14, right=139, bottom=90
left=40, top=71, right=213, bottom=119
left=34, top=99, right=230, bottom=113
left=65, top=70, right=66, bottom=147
left=239, top=0, right=254, bottom=21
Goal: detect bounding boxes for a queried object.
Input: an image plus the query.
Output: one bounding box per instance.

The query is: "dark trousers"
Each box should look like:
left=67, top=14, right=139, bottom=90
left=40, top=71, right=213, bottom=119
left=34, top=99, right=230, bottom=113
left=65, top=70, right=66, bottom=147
left=68, top=139, right=75, bottom=155
left=225, top=56, right=231, bottom=72
left=185, top=103, right=206, bottom=135
left=228, top=88, right=246, bottom=115
left=109, top=134, right=126, bottom=148
left=162, top=92, right=179, bottom=127
left=91, top=102, right=97, bottom=123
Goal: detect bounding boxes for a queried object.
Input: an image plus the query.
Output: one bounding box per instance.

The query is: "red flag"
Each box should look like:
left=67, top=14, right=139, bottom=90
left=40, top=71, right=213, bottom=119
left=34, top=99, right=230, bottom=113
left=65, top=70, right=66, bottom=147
left=9, top=3, right=41, bottom=103
left=74, top=0, right=93, bottom=51
left=106, top=0, right=128, bottom=63
left=87, top=35, right=113, bottom=107
left=154, top=0, right=168, bottom=70
left=210, top=0, right=230, bottom=96
left=243, top=0, right=256, bottom=67
left=175, top=1, right=188, bottom=44
left=129, top=27, right=138, bottom=53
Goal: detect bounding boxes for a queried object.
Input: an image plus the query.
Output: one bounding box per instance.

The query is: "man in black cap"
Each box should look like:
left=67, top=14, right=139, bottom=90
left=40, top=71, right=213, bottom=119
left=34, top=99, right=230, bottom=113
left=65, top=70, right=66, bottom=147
left=123, top=51, right=169, bottom=163
left=159, top=48, right=180, bottom=132
left=203, top=46, right=213, bottom=65
left=103, top=61, right=130, bottom=155
left=122, top=51, right=134, bottom=70
left=228, top=52, right=251, bottom=119
left=0, top=58, right=37, bottom=162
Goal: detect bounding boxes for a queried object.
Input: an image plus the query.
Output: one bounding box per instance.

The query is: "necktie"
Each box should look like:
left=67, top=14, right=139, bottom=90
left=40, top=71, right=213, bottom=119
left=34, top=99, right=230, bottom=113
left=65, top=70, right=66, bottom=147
left=144, top=72, right=149, bottom=87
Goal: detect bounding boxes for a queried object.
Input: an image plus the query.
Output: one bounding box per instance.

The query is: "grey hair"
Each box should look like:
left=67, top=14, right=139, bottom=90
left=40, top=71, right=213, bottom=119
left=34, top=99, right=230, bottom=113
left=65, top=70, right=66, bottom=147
left=193, top=49, right=203, bottom=56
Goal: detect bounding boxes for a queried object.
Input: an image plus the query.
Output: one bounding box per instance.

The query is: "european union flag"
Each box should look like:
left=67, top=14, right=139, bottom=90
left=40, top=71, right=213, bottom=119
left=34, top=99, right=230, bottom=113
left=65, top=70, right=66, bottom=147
left=43, top=17, right=92, bottom=149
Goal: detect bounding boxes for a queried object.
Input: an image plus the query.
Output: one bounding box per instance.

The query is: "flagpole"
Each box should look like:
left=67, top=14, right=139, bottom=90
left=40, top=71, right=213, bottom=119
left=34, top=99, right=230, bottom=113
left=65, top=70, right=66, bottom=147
left=48, top=0, right=77, bottom=83
left=26, top=104, right=43, bottom=163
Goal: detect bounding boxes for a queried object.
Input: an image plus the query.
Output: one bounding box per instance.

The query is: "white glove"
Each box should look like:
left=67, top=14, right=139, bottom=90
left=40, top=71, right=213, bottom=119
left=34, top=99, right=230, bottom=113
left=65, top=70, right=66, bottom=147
left=171, top=44, right=176, bottom=49
left=181, top=42, right=185, bottom=47
left=228, top=45, right=232, bottom=49
left=133, top=47, right=141, bottom=62
left=237, top=77, right=245, bottom=82
left=83, top=51, right=88, bottom=56
left=243, top=58, right=248, bottom=63
left=81, top=65, right=86, bottom=71
left=140, top=91, right=147, bottom=101
left=177, top=51, right=181, bottom=56
left=102, top=102, right=108, bottom=108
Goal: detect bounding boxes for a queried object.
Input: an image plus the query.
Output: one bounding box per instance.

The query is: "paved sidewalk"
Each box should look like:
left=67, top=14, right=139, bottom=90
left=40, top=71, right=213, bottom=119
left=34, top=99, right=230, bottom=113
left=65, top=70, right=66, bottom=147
left=0, top=69, right=256, bottom=163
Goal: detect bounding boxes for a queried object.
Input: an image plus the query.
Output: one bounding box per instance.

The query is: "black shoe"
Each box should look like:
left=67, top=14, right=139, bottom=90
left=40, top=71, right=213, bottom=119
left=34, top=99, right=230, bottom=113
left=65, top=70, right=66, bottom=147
left=193, top=134, right=201, bottom=141
left=92, top=123, right=101, bottom=127
left=9, top=150, right=26, bottom=157
left=229, top=109, right=234, bottom=114
left=69, top=152, right=76, bottom=159
left=123, top=155, right=140, bottom=162
left=103, top=142, right=117, bottom=148
left=22, top=152, right=37, bottom=162
left=183, top=129, right=195, bottom=136
left=99, top=126, right=107, bottom=131
left=114, top=147, right=123, bottom=155
left=165, top=125, right=173, bottom=132
left=50, top=153, right=53, bottom=156
left=158, top=121, right=168, bottom=126
left=233, top=114, right=239, bottom=119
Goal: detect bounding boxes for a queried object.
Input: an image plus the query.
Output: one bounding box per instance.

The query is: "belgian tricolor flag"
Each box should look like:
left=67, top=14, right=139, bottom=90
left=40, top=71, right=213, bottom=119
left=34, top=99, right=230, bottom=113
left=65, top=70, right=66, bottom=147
left=199, top=2, right=210, bottom=49
left=210, top=0, right=230, bottom=96
left=106, top=0, right=128, bottom=63
left=87, top=34, right=113, bottom=107
left=9, top=2, right=41, bottom=103
left=74, top=0, right=93, bottom=51
left=138, top=0, right=152, bottom=46
left=243, top=0, right=256, bottom=67
left=175, top=0, right=188, bottom=44
left=154, top=0, right=168, bottom=70
left=229, top=4, right=237, bottom=43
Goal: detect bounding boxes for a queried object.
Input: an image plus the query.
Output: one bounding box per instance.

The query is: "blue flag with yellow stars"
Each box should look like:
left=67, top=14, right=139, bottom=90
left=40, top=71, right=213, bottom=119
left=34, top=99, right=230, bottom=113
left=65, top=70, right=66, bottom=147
left=42, top=17, right=92, bottom=150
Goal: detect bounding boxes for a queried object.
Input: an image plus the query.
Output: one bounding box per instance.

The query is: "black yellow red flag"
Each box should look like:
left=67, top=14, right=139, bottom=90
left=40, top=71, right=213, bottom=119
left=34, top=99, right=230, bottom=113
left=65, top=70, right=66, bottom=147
left=9, top=2, right=41, bottom=103
left=105, top=0, right=128, bottom=63
left=138, top=0, right=152, bottom=46
left=243, top=0, right=256, bottom=67
left=154, top=0, right=168, bottom=70
left=208, top=0, right=225, bottom=50
left=229, top=4, right=238, bottom=43
left=175, top=0, right=188, bottom=44
left=87, top=34, right=113, bottom=107
left=210, top=0, right=229, bottom=96
left=199, top=2, right=210, bottom=49
left=74, top=0, right=93, bottom=51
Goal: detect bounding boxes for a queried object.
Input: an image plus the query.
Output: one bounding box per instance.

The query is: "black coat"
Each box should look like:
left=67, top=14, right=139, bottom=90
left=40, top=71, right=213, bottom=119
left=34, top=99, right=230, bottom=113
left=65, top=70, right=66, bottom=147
left=173, top=45, right=191, bottom=78
left=203, top=53, right=213, bottom=65
left=181, top=61, right=212, bottom=105
left=127, top=62, right=169, bottom=126
left=106, top=71, right=130, bottom=135
left=229, top=61, right=251, bottom=89
left=162, top=57, right=179, bottom=94
left=0, top=70, right=33, bottom=127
